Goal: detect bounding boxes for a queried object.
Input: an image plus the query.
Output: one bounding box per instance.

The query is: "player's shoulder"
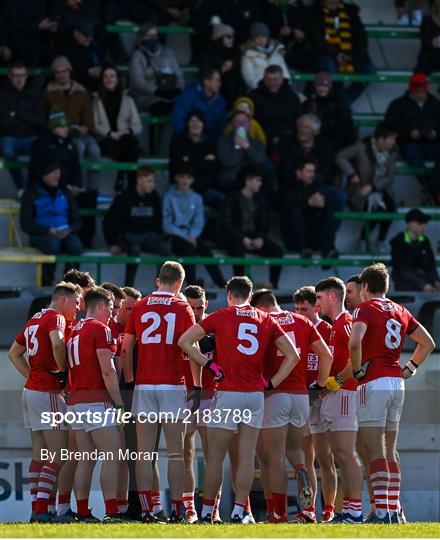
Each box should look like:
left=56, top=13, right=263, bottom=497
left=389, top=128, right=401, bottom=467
left=291, top=311, right=313, bottom=327
left=317, top=318, right=332, bottom=331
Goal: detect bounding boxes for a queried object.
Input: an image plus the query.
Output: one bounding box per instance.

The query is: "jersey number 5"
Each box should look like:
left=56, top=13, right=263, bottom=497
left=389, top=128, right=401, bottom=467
left=237, top=323, right=259, bottom=355
left=385, top=319, right=402, bottom=350
left=141, top=312, right=176, bottom=344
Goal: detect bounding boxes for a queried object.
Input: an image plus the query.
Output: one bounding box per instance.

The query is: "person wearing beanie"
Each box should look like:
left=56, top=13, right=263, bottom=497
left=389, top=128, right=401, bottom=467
left=240, top=21, right=291, bottom=90
left=226, top=97, right=267, bottom=146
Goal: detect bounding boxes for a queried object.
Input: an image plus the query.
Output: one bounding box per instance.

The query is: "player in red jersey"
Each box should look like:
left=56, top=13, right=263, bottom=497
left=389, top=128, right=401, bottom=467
left=345, top=275, right=362, bottom=312
left=67, top=287, right=125, bottom=522
left=250, top=289, right=332, bottom=524
left=292, top=286, right=337, bottom=523
left=350, top=263, right=435, bottom=524
left=314, top=277, right=364, bottom=523
left=8, top=282, right=81, bottom=522
left=178, top=276, right=298, bottom=524
left=121, top=261, right=197, bottom=523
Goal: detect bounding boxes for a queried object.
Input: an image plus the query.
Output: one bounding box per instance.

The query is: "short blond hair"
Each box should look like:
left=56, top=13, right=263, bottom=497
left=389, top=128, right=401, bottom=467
left=159, top=261, right=185, bottom=285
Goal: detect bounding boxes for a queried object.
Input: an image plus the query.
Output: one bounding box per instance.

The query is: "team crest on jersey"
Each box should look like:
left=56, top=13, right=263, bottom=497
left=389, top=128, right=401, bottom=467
left=307, top=353, right=319, bottom=371
left=378, top=300, right=395, bottom=312
left=277, top=313, right=294, bottom=326
left=236, top=308, right=257, bottom=317
left=147, top=296, right=172, bottom=306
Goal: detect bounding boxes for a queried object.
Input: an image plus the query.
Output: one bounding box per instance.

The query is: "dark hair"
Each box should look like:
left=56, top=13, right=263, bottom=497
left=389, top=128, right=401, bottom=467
left=98, top=64, right=122, bottom=105
left=9, top=61, right=27, bottom=74
left=346, top=274, right=361, bottom=285
left=359, top=263, right=389, bottom=294
left=174, top=164, right=194, bottom=178
left=184, top=285, right=206, bottom=300
left=250, top=289, right=277, bottom=308
left=159, top=261, right=185, bottom=285
left=315, top=276, right=346, bottom=302
left=84, top=287, right=114, bottom=311
left=122, top=286, right=142, bottom=300
left=293, top=286, right=317, bottom=305
left=226, top=276, right=253, bottom=300
left=186, top=109, right=205, bottom=126
left=374, top=122, right=397, bottom=140
left=137, top=166, right=156, bottom=179
left=101, top=282, right=127, bottom=301
left=201, top=67, right=220, bottom=81
left=295, top=160, right=316, bottom=172
left=63, top=269, right=95, bottom=289
left=52, top=281, right=82, bottom=301
left=264, top=64, right=283, bottom=76
left=237, top=163, right=263, bottom=189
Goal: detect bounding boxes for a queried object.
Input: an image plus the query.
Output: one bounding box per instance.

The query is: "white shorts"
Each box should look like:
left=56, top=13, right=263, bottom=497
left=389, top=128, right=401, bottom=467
left=309, top=389, right=358, bottom=434
left=132, top=384, right=186, bottom=421
left=357, top=377, right=405, bottom=429
left=67, top=401, right=117, bottom=432
left=262, top=393, right=309, bottom=429
left=185, top=396, right=215, bottom=433
left=22, top=388, right=67, bottom=431
left=208, top=390, right=264, bottom=431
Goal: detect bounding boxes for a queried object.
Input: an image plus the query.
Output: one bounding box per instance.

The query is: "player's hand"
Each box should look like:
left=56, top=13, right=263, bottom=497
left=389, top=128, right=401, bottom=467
left=352, top=360, right=370, bottom=380
left=260, top=374, right=274, bottom=392
left=187, top=386, right=202, bottom=413
left=50, top=370, right=68, bottom=389
left=308, top=382, right=324, bottom=405
left=402, top=359, right=418, bottom=379
left=205, top=360, right=224, bottom=382
left=325, top=375, right=344, bottom=392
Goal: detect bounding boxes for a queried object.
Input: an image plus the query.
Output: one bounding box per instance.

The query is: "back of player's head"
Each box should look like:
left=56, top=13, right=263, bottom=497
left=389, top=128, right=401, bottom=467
left=315, top=276, right=346, bottom=302
left=63, top=269, right=95, bottom=289
left=52, top=281, right=82, bottom=301
left=122, top=286, right=142, bottom=300
left=184, top=285, right=206, bottom=300
left=101, top=282, right=127, bottom=301
left=346, top=274, right=361, bottom=285
left=292, top=286, right=317, bottom=305
left=84, top=287, right=114, bottom=311
left=359, top=263, right=389, bottom=294
left=159, top=261, right=185, bottom=285
left=226, top=276, right=253, bottom=300
left=251, top=289, right=277, bottom=308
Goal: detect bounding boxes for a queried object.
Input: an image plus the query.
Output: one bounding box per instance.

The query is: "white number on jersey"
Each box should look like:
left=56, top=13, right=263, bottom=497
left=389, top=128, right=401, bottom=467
left=237, top=323, right=259, bottom=355
left=24, top=325, right=39, bottom=356
left=67, top=335, right=80, bottom=368
left=141, top=312, right=176, bottom=345
left=385, top=318, right=402, bottom=350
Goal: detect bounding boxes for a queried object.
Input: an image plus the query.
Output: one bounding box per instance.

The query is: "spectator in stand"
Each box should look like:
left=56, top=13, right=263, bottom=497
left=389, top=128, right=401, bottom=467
left=216, top=110, right=269, bottom=193
left=130, top=23, right=183, bottom=115
left=200, top=23, right=244, bottom=107
left=221, top=164, right=284, bottom=288
left=240, top=22, right=291, bottom=91
left=44, top=56, right=100, bottom=188
left=169, top=109, right=224, bottom=208
left=163, top=165, right=226, bottom=287
left=171, top=68, right=227, bottom=137
left=416, top=0, right=440, bottom=74
left=103, top=167, right=172, bottom=286
left=20, top=161, right=82, bottom=286
left=385, top=72, right=440, bottom=204
left=0, top=15, right=12, bottom=66
left=391, top=208, right=440, bottom=291
left=279, top=113, right=337, bottom=189
left=302, top=71, right=356, bottom=151
left=261, top=0, right=317, bottom=72
left=248, top=64, right=301, bottom=157
left=336, top=123, right=398, bottom=253
left=0, top=62, right=45, bottom=196
left=309, top=0, right=374, bottom=105
left=226, top=97, right=267, bottom=146
left=279, top=160, right=343, bottom=258
left=52, top=0, right=96, bottom=51
left=92, top=65, right=142, bottom=192
left=395, top=0, right=423, bottom=26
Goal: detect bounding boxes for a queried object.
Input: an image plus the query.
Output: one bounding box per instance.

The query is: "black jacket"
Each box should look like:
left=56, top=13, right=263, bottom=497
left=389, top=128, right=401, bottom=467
left=279, top=177, right=323, bottom=211
left=248, top=80, right=301, bottom=142
left=63, top=38, right=103, bottom=93
left=385, top=92, right=440, bottom=143
left=221, top=190, right=267, bottom=242
left=391, top=230, right=439, bottom=290
left=0, top=80, right=45, bottom=137
left=103, top=188, right=163, bottom=245
left=261, top=0, right=312, bottom=47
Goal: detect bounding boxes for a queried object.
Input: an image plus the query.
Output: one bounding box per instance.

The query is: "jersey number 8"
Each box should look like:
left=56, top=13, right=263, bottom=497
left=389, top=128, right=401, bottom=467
left=385, top=318, right=402, bottom=350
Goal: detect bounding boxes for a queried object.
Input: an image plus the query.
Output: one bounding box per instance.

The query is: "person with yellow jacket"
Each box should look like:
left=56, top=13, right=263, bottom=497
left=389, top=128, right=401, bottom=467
left=225, top=96, right=267, bottom=147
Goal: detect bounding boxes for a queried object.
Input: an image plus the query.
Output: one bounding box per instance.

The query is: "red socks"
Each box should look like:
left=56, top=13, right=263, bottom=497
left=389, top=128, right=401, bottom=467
left=272, top=492, right=286, bottom=518
left=388, top=461, right=401, bottom=514
left=370, top=458, right=390, bottom=517
left=34, top=462, right=61, bottom=515
left=76, top=498, right=90, bottom=517
left=28, top=460, right=44, bottom=512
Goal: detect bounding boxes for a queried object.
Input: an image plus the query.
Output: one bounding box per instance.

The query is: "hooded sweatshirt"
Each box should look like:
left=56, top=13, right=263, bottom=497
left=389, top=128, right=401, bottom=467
left=162, top=185, right=204, bottom=240
left=225, top=96, right=267, bottom=145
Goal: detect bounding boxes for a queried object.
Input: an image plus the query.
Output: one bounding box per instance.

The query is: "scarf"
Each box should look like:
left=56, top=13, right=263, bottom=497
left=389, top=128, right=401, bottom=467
left=323, top=2, right=354, bottom=73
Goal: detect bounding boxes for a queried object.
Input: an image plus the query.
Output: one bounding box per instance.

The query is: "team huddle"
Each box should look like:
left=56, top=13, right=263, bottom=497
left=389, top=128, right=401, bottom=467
left=8, top=261, right=435, bottom=524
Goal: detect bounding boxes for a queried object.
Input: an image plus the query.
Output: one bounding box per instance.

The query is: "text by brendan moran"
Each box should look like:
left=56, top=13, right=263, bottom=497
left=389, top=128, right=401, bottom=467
left=40, top=449, right=159, bottom=463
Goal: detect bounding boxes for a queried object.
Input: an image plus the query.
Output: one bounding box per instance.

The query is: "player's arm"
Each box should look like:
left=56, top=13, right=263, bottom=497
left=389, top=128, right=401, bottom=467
left=190, top=356, right=202, bottom=387
left=271, top=333, right=299, bottom=388
left=403, top=323, right=436, bottom=378
left=97, top=348, right=124, bottom=407
left=120, top=333, right=136, bottom=384
left=179, top=325, right=224, bottom=380
left=311, top=338, right=333, bottom=387
left=348, top=321, right=367, bottom=375
left=49, top=329, right=67, bottom=372
left=8, top=341, right=29, bottom=378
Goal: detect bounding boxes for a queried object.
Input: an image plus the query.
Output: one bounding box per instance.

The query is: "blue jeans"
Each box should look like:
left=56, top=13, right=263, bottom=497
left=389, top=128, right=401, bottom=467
left=0, top=136, right=37, bottom=189
left=399, top=141, right=440, bottom=168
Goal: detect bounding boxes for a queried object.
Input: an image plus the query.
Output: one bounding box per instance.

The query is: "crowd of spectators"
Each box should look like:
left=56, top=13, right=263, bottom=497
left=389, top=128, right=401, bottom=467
left=0, top=0, right=438, bottom=288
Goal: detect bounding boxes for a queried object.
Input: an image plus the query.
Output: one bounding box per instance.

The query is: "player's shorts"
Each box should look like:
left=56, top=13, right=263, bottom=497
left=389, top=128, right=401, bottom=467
left=357, top=376, right=405, bottom=429
left=67, top=401, right=118, bottom=432
left=185, top=396, right=215, bottom=433
left=132, top=384, right=186, bottom=421
left=262, top=393, right=309, bottom=429
left=22, top=388, right=67, bottom=431
left=309, top=389, right=358, bottom=434
left=208, top=390, right=264, bottom=431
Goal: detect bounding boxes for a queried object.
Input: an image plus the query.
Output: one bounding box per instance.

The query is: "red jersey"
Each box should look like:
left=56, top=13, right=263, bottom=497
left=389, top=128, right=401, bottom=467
left=306, top=319, right=332, bottom=386
left=67, top=318, right=115, bottom=405
left=125, top=292, right=195, bottom=385
left=199, top=304, right=284, bottom=392
left=353, top=297, right=419, bottom=383
left=264, top=311, right=322, bottom=394
left=63, top=321, right=76, bottom=393
left=329, top=311, right=357, bottom=391
left=15, top=308, right=66, bottom=392
left=109, top=317, right=125, bottom=356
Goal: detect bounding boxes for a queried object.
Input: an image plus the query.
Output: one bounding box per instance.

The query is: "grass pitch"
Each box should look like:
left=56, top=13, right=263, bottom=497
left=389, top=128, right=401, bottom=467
left=1, top=523, right=439, bottom=538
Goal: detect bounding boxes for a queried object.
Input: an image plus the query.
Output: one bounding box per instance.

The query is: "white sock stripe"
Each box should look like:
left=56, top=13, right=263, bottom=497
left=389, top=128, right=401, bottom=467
left=37, top=492, right=51, bottom=499
left=37, top=481, right=54, bottom=490
left=388, top=472, right=400, bottom=479
left=371, top=471, right=390, bottom=479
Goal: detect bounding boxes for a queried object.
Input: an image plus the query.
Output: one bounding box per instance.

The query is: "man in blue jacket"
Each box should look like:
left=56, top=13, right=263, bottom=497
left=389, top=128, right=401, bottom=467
left=171, top=68, right=227, bottom=138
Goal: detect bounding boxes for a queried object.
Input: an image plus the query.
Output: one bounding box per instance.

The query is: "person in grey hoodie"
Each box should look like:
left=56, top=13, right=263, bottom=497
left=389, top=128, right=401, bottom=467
left=163, top=165, right=225, bottom=287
